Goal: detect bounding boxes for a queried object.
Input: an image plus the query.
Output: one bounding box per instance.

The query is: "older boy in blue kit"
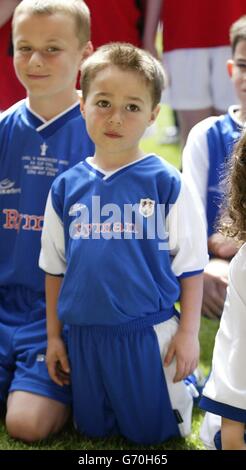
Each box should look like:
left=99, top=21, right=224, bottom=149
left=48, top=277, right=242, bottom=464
left=40, top=43, right=208, bottom=445
left=182, top=15, right=246, bottom=320
left=0, top=0, right=94, bottom=442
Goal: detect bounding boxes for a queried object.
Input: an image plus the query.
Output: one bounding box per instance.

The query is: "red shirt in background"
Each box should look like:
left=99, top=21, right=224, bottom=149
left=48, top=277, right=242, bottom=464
left=162, top=0, right=246, bottom=52
left=85, top=0, right=146, bottom=48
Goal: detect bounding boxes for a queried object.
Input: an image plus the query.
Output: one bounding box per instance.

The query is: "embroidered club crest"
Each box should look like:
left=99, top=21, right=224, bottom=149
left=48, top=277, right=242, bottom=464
left=139, top=198, right=155, bottom=218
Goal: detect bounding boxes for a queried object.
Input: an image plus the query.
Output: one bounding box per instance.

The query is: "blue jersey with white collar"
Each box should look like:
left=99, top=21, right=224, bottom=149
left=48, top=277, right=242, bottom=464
left=206, top=113, right=242, bottom=237
left=0, top=99, right=94, bottom=292
left=40, top=155, right=208, bottom=326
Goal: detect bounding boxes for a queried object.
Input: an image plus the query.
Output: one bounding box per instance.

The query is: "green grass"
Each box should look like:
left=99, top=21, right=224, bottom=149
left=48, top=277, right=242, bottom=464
left=0, top=106, right=219, bottom=450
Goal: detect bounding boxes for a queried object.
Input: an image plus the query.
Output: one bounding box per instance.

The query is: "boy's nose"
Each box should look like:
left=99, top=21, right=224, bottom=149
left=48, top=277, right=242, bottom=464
left=28, top=51, right=44, bottom=67
left=108, top=111, right=122, bottom=125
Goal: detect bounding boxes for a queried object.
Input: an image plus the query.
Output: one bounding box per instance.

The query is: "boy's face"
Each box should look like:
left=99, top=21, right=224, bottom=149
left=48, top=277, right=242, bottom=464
left=81, top=65, right=159, bottom=160
left=227, top=40, right=246, bottom=109
left=13, top=12, right=87, bottom=105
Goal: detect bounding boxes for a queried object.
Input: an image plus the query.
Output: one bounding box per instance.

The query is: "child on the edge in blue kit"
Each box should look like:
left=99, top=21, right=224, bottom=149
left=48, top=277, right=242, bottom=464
left=0, top=0, right=94, bottom=442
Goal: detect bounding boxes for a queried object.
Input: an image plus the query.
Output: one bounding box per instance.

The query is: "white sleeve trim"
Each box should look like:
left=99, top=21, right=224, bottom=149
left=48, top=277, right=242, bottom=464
left=168, top=175, right=209, bottom=277
left=39, top=191, right=66, bottom=275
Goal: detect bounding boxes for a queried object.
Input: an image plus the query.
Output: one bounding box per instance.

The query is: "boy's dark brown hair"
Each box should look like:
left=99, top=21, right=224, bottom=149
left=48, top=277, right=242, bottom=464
left=80, top=42, right=166, bottom=109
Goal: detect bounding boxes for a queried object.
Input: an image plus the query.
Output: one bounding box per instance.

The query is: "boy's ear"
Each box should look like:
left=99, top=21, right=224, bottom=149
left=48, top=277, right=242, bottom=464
left=227, top=59, right=234, bottom=77
left=148, top=104, right=161, bottom=127
left=81, top=41, right=93, bottom=61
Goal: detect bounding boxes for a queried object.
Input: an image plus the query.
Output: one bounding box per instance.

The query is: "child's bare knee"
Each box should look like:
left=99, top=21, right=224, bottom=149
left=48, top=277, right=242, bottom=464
left=6, top=410, right=48, bottom=442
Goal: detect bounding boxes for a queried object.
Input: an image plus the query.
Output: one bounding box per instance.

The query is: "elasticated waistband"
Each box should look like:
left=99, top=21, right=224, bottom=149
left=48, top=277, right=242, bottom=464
left=69, top=308, right=177, bottom=336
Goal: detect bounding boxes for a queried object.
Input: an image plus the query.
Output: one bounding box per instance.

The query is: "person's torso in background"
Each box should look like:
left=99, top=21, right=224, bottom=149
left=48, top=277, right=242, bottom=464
left=162, top=0, right=246, bottom=51
left=85, top=0, right=146, bottom=48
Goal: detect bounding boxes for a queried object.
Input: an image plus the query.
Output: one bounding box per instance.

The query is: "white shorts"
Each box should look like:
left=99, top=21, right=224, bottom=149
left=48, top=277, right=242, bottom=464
left=154, top=316, right=194, bottom=437
left=162, top=47, right=237, bottom=111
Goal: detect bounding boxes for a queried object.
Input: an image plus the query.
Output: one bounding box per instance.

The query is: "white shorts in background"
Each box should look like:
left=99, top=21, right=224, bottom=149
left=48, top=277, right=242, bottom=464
left=162, top=47, right=237, bottom=111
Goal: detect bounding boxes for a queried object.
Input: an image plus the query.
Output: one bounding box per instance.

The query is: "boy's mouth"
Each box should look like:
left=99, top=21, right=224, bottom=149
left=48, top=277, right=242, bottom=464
left=27, top=74, right=50, bottom=79
left=104, top=132, right=123, bottom=138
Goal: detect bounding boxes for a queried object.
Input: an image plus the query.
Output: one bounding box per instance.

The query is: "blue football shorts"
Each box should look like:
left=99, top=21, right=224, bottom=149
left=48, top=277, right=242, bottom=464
left=68, top=314, right=192, bottom=445
left=0, top=286, right=71, bottom=405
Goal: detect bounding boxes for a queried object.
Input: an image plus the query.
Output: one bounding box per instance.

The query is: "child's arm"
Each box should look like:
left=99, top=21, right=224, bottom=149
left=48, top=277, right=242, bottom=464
left=0, top=0, right=20, bottom=28
left=164, top=273, right=203, bottom=383
left=45, top=273, right=70, bottom=387
left=142, top=0, right=163, bottom=57
left=221, top=417, right=246, bottom=450
left=208, top=232, right=238, bottom=259
left=202, top=270, right=227, bottom=319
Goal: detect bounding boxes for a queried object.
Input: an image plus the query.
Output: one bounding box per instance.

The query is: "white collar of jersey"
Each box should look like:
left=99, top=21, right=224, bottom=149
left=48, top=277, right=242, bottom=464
left=86, top=154, right=153, bottom=180
left=25, top=98, right=80, bottom=131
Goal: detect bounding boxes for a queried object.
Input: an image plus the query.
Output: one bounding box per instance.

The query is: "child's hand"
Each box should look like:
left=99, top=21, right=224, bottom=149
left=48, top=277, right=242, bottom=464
left=208, top=233, right=238, bottom=259
left=202, top=271, right=227, bottom=319
left=46, top=337, right=70, bottom=387
left=164, top=329, right=199, bottom=383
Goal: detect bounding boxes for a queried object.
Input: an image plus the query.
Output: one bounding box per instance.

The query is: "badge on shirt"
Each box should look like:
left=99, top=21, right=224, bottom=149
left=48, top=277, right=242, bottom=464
left=139, top=198, right=155, bottom=218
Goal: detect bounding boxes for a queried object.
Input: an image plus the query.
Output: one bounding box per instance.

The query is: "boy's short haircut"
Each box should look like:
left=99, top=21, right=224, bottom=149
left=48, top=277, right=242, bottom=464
left=12, top=0, right=91, bottom=46
left=80, top=42, right=166, bottom=109
left=230, top=15, right=246, bottom=55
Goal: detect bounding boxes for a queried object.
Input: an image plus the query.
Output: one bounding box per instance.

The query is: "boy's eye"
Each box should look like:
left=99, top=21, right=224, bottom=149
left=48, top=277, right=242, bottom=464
left=18, top=46, right=32, bottom=52
left=126, top=104, right=140, bottom=112
left=235, top=62, right=246, bottom=70
left=97, top=100, right=111, bottom=108
left=46, top=47, right=59, bottom=52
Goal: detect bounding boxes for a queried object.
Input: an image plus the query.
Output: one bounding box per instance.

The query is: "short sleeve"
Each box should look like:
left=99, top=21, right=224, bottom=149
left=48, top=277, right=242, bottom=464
left=39, top=191, right=66, bottom=275
left=182, top=117, right=217, bottom=228
left=168, top=174, right=209, bottom=277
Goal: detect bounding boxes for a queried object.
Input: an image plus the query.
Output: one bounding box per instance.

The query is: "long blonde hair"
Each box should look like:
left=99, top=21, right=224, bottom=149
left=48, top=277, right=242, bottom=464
left=80, top=42, right=166, bottom=109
